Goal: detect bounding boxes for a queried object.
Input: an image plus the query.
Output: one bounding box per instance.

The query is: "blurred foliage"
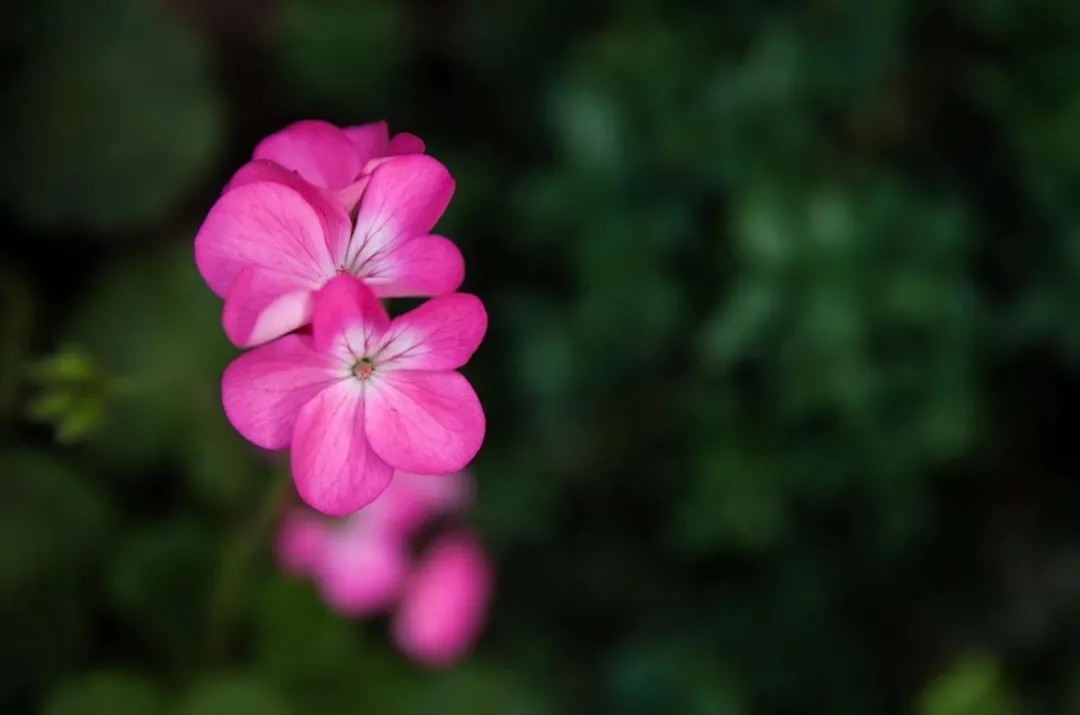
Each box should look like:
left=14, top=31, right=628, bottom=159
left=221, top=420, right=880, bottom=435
left=918, top=654, right=1020, bottom=715
left=0, top=0, right=222, bottom=232
left=2, top=0, right=1080, bottom=713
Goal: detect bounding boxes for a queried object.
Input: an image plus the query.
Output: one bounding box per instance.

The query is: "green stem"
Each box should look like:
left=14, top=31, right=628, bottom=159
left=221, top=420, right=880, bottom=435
left=204, top=467, right=292, bottom=667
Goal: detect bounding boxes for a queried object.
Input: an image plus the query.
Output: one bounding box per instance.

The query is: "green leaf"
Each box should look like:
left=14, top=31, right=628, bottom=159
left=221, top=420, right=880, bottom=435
left=108, top=520, right=215, bottom=667
left=0, top=0, right=222, bottom=231
left=671, top=441, right=788, bottom=555
left=604, top=638, right=748, bottom=715
left=0, top=263, right=34, bottom=421
left=275, top=0, right=406, bottom=112
left=0, top=450, right=109, bottom=705
left=41, top=672, right=164, bottom=715
left=254, top=577, right=360, bottom=691
left=918, top=654, right=1022, bottom=715
left=63, top=242, right=260, bottom=505
left=402, top=663, right=557, bottom=715
left=178, top=675, right=289, bottom=715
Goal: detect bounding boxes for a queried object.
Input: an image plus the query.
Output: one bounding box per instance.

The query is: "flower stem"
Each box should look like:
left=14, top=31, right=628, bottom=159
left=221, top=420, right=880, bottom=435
left=204, top=465, right=292, bottom=666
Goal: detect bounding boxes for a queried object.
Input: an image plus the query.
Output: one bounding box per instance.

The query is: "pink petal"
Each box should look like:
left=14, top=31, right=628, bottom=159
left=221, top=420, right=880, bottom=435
left=378, top=294, right=487, bottom=371
left=367, top=471, right=473, bottom=538
left=221, top=334, right=342, bottom=450
left=194, top=180, right=342, bottom=298
left=385, top=132, right=426, bottom=156
left=316, top=526, right=408, bottom=617
left=222, top=161, right=353, bottom=259
left=359, top=234, right=465, bottom=298
left=344, top=121, right=390, bottom=164
left=222, top=267, right=315, bottom=347
left=224, top=159, right=306, bottom=194
left=392, top=530, right=493, bottom=667
left=276, top=510, right=332, bottom=577
left=311, top=275, right=390, bottom=359
left=253, top=120, right=362, bottom=190
left=332, top=176, right=371, bottom=214
left=365, top=370, right=485, bottom=475
left=340, top=155, right=455, bottom=270
left=291, top=381, right=394, bottom=516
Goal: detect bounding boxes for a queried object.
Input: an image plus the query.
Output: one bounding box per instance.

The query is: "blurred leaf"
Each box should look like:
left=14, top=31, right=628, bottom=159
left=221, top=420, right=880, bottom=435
left=672, top=441, right=788, bottom=554
left=41, top=672, right=164, bottom=715
left=178, top=675, right=289, bottom=715
left=402, top=663, right=556, bottom=715
left=275, top=0, right=405, bottom=112
left=604, top=637, right=748, bottom=715
left=918, top=654, right=1021, bottom=715
left=1, top=0, right=222, bottom=231
left=255, top=577, right=358, bottom=689
left=0, top=449, right=108, bottom=601
left=255, top=576, right=417, bottom=713
left=108, top=519, right=215, bottom=668
left=0, top=263, right=34, bottom=420
left=63, top=242, right=260, bottom=505
left=0, top=451, right=108, bottom=708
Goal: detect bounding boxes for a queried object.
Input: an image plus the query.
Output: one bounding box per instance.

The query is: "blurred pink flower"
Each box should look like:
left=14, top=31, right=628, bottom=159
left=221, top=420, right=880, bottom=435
left=276, top=472, right=492, bottom=665
left=194, top=134, right=462, bottom=347
left=392, top=530, right=493, bottom=668
left=317, top=522, right=409, bottom=616
left=224, top=275, right=486, bottom=515
left=276, top=470, right=473, bottom=579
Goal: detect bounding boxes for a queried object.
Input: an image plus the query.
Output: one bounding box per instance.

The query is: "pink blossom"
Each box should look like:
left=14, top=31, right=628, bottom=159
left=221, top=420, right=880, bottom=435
left=275, top=476, right=491, bottom=665
left=276, top=471, right=473, bottom=615
left=392, top=530, right=493, bottom=667
left=194, top=124, right=462, bottom=348
left=222, top=275, right=486, bottom=515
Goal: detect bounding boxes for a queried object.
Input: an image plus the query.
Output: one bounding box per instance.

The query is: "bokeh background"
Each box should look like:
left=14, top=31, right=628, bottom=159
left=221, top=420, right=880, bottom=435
left=3, top=0, right=1080, bottom=712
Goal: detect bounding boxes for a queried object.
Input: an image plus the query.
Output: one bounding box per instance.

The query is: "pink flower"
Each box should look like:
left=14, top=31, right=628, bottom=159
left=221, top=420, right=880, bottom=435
left=275, top=476, right=492, bottom=666
left=392, top=530, right=493, bottom=668
left=276, top=471, right=474, bottom=615
left=194, top=124, right=462, bottom=348
left=222, top=275, right=486, bottom=515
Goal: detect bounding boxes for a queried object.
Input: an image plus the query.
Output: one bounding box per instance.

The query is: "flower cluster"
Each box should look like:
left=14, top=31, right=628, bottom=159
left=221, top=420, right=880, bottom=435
left=278, top=470, right=492, bottom=667
left=194, top=120, right=486, bottom=515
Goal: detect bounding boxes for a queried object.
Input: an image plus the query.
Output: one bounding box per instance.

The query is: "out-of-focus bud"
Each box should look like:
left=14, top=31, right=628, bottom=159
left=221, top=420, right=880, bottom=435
left=392, top=530, right=493, bottom=667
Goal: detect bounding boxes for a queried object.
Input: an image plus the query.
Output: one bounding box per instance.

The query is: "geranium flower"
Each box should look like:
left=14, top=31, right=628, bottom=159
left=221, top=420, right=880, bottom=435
left=194, top=132, right=462, bottom=348
left=276, top=473, right=491, bottom=666
left=277, top=470, right=473, bottom=615
left=222, top=275, right=486, bottom=515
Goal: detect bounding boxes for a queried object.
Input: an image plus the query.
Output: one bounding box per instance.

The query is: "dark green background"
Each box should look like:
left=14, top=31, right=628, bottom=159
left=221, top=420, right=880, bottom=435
left=2, top=0, right=1079, bottom=713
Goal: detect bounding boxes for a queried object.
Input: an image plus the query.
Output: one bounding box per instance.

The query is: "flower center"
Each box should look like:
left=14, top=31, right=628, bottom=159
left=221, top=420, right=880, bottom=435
left=351, top=356, right=374, bottom=380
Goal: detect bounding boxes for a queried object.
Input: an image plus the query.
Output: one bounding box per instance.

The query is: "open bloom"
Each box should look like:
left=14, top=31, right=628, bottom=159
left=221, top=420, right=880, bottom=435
left=194, top=143, right=462, bottom=347
left=222, top=275, right=486, bottom=515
